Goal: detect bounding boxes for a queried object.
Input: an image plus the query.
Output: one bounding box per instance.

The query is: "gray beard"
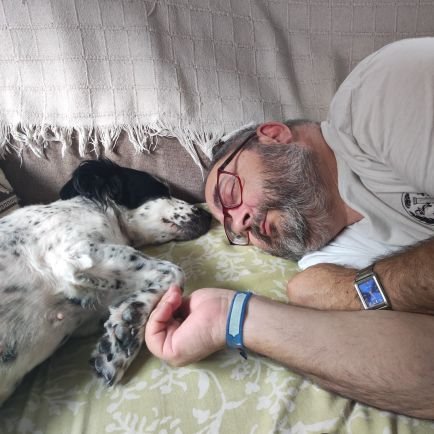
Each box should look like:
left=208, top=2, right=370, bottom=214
left=251, top=205, right=331, bottom=260
left=249, top=142, right=334, bottom=261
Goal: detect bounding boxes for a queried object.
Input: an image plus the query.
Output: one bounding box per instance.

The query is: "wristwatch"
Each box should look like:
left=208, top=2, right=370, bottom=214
left=354, top=265, right=390, bottom=310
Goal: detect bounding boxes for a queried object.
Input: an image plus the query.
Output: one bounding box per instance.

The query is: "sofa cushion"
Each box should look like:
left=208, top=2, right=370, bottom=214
left=0, top=132, right=209, bottom=206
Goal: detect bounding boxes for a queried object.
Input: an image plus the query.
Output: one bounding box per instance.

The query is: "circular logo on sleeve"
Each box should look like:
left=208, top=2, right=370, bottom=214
left=401, top=193, right=434, bottom=225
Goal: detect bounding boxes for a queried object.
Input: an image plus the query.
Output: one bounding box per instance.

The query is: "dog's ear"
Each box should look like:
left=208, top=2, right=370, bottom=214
left=59, top=178, right=77, bottom=200
left=59, top=159, right=118, bottom=208
left=120, top=168, right=170, bottom=208
left=59, top=159, right=171, bottom=209
left=76, top=159, right=122, bottom=208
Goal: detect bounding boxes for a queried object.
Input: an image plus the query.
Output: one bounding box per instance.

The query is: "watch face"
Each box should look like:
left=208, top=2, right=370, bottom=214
left=357, top=276, right=387, bottom=309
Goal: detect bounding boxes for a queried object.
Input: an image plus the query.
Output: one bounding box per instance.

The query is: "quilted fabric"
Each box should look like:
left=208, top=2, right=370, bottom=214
left=0, top=0, right=434, bottom=162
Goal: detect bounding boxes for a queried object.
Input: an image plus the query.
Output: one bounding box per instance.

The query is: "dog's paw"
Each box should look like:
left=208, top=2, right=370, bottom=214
left=90, top=289, right=165, bottom=385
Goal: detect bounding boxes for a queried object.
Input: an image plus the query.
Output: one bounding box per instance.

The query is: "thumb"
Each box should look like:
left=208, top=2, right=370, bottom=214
left=145, top=285, right=183, bottom=356
left=148, top=285, right=183, bottom=326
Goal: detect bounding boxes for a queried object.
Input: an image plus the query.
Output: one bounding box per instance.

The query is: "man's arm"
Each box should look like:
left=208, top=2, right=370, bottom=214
left=287, top=237, right=434, bottom=313
left=146, top=286, right=434, bottom=420
left=243, top=295, right=434, bottom=419
left=377, top=237, right=434, bottom=313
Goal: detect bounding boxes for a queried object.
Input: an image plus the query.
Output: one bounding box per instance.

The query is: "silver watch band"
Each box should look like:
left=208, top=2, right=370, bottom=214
left=355, top=264, right=375, bottom=281
left=354, top=263, right=391, bottom=310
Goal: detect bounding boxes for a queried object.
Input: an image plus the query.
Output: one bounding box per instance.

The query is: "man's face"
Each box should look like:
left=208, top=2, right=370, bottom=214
left=205, top=146, right=281, bottom=252
left=205, top=137, right=334, bottom=260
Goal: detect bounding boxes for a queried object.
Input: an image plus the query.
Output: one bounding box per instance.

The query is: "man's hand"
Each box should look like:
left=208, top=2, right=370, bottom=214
left=286, top=264, right=361, bottom=310
left=145, top=285, right=234, bottom=366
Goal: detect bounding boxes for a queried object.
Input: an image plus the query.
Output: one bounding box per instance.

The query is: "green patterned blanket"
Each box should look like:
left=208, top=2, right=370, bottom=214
left=1, top=221, right=432, bottom=434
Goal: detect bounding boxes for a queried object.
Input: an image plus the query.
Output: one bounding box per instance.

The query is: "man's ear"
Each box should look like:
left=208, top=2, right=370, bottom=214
left=256, top=122, right=293, bottom=144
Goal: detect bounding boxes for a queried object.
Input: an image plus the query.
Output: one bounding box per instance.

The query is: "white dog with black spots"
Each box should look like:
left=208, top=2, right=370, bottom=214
left=0, top=161, right=211, bottom=406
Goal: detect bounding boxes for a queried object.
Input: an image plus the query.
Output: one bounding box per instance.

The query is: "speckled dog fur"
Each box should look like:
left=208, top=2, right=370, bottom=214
left=0, top=195, right=210, bottom=405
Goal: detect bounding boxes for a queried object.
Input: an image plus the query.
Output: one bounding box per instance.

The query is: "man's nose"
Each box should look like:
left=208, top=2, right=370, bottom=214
left=228, top=205, right=253, bottom=234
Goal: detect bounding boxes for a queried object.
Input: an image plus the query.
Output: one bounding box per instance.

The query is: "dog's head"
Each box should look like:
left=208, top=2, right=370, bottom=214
left=125, top=198, right=212, bottom=247
left=60, top=159, right=213, bottom=245
left=60, top=159, right=170, bottom=209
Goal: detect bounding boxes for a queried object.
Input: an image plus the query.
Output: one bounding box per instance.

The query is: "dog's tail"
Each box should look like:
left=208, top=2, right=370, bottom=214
left=59, top=159, right=170, bottom=209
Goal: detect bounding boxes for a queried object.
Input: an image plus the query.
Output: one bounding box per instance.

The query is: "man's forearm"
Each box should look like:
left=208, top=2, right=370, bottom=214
left=286, top=237, right=434, bottom=313
left=243, top=295, right=434, bottom=419
left=376, top=237, right=434, bottom=313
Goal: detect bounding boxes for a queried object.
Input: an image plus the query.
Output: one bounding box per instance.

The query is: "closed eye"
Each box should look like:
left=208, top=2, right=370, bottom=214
left=220, top=177, right=236, bottom=202
left=218, top=174, right=240, bottom=207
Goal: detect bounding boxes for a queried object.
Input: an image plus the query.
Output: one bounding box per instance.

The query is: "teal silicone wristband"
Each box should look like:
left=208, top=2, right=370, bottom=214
left=226, top=291, right=252, bottom=359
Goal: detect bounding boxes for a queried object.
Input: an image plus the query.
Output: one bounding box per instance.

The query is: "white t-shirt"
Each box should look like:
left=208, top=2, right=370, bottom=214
left=298, top=222, right=402, bottom=270
left=299, top=38, right=434, bottom=270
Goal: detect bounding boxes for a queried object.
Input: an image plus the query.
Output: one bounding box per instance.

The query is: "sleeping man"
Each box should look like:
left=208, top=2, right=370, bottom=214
left=145, top=38, right=434, bottom=419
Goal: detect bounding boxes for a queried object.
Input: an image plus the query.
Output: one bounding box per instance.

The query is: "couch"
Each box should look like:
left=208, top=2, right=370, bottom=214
left=1, top=1, right=434, bottom=433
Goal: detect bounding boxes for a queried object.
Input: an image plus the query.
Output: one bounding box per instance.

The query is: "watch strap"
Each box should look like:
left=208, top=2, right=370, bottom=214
left=355, top=264, right=375, bottom=280
left=226, top=291, right=252, bottom=359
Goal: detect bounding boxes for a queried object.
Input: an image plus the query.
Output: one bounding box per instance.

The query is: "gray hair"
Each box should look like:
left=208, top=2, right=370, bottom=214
left=207, top=119, right=332, bottom=260
left=209, top=124, right=259, bottom=168
left=208, top=119, right=314, bottom=167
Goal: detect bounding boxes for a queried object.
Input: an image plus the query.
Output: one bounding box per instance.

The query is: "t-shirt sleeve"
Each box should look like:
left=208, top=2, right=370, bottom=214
left=344, top=38, right=434, bottom=195
left=321, top=38, right=434, bottom=247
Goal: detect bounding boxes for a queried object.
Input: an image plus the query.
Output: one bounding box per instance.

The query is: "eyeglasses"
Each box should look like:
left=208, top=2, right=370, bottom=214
left=216, top=132, right=256, bottom=245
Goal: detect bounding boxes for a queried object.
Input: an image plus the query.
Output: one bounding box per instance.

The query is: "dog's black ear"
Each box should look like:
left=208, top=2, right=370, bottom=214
left=119, top=166, right=170, bottom=208
left=59, top=159, right=171, bottom=209
left=59, top=178, right=78, bottom=200
left=59, top=159, right=120, bottom=208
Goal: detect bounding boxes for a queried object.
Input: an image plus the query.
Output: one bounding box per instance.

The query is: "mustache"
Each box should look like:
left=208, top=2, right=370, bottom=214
left=250, top=208, right=278, bottom=245
left=252, top=203, right=310, bottom=259
left=250, top=210, right=270, bottom=244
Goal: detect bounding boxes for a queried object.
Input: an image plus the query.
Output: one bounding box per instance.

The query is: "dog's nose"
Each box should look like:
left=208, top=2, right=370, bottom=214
left=177, top=206, right=212, bottom=240
left=191, top=206, right=212, bottom=236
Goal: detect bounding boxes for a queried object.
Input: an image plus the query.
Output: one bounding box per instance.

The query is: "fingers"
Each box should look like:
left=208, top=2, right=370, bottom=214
left=145, top=285, right=183, bottom=356
left=149, top=285, right=182, bottom=325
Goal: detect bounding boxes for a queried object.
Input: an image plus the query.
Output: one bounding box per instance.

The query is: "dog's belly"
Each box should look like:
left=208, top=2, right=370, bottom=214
left=0, top=288, right=95, bottom=404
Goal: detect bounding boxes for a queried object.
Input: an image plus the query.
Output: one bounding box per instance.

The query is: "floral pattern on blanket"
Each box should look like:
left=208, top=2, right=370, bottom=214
left=1, top=221, right=433, bottom=434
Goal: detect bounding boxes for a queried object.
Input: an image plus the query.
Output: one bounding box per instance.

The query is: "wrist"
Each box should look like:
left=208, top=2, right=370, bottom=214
left=213, top=289, right=237, bottom=351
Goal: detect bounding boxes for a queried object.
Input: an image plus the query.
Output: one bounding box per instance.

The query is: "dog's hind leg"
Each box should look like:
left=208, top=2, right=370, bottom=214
left=60, top=242, right=184, bottom=307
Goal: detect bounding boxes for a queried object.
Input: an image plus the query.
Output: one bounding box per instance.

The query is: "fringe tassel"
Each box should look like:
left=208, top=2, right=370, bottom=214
left=0, top=122, right=227, bottom=173
left=124, top=124, right=159, bottom=153
left=75, top=127, right=91, bottom=157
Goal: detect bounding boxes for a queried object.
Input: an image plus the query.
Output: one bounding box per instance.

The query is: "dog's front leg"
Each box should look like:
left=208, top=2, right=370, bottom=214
left=90, top=286, right=168, bottom=386
left=73, top=244, right=184, bottom=385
